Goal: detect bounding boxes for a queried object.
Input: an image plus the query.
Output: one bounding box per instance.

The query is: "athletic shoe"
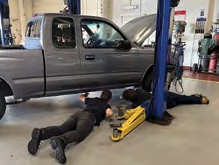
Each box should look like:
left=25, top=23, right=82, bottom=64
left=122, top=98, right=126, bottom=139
left=201, top=96, right=209, bottom=104
left=27, top=128, right=42, bottom=155
left=50, top=137, right=66, bottom=164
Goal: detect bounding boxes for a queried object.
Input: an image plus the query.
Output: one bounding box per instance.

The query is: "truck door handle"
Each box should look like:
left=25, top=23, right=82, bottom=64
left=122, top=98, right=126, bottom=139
left=85, top=55, right=95, bottom=60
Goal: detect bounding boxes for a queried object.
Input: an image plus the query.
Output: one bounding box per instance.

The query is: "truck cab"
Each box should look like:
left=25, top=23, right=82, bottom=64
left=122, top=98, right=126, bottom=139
left=23, top=13, right=154, bottom=97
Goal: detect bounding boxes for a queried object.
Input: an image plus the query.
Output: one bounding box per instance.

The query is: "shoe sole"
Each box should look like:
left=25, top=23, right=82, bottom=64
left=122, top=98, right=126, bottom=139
left=50, top=138, right=66, bottom=164
left=27, top=129, right=41, bottom=155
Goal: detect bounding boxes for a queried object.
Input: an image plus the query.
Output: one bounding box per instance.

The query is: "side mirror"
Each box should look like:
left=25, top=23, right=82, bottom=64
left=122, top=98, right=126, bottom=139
left=117, top=40, right=132, bottom=50
left=63, top=0, right=69, bottom=5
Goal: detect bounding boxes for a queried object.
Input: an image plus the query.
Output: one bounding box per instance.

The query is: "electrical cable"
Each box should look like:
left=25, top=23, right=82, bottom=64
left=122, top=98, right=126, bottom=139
left=172, top=36, right=184, bottom=93
left=169, top=30, right=185, bottom=94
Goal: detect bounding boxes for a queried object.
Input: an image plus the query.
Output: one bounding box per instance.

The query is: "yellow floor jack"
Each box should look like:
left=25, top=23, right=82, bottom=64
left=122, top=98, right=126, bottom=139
left=110, top=103, right=148, bottom=142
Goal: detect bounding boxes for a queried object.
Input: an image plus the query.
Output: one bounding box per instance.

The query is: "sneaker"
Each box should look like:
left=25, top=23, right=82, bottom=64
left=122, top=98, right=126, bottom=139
left=50, top=137, right=66, bottom=164
left=201, top=96, right=209, bottom=104
left=27, top=128, right=42, bottom=155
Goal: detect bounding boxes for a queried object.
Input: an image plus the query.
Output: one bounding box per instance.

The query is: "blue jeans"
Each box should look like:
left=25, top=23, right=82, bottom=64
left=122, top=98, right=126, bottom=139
left=167, top=92, right=202, bottom=109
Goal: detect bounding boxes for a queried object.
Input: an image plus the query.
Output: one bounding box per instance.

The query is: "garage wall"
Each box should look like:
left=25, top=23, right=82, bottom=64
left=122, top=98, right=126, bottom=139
left=32, top=0, right=65, bottom=14
left=111, top=0, right=217, bottom=67
left=81, top=0, right=111, bottom=19
left=9, top=0, right=111, bottom=44
left=112, top=0, right=157, bottom=27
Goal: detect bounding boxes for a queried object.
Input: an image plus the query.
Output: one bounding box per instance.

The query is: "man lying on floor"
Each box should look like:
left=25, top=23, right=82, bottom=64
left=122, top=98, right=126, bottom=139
left=121, top=88, right=209, bottom=110
left=27, top=89, right=114, bottom=164
left=119, top=88, right=209, bottom=125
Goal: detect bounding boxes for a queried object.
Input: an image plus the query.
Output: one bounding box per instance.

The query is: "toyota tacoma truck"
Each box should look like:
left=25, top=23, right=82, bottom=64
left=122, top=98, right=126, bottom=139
left=0, top=13, right=157, bottom=120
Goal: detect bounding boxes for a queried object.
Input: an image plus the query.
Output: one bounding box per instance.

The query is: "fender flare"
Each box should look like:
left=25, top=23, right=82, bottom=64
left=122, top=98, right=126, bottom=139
left=141, top=64, right=154, bottom=83
left=0, top=76, right=15, bottom=96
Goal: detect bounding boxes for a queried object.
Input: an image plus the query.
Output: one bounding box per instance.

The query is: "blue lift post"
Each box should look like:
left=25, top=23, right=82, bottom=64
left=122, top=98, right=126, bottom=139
left=0, top=2, right=4, bottom=45
left=0, top=0, right=13, bottom=45
left=151, top=0, right=172, bottom=119
left=0, top=0, right=8, bottom=45
left=68, top=0, right=81, bottom=14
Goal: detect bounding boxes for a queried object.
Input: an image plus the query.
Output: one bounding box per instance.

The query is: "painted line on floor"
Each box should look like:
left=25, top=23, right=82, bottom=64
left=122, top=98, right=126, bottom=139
left=183, top=77, right=219, bottom=84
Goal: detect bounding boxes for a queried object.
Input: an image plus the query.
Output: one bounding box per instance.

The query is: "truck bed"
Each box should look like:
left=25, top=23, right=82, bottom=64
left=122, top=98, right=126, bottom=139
left=0, top=45, right=24, bottom=49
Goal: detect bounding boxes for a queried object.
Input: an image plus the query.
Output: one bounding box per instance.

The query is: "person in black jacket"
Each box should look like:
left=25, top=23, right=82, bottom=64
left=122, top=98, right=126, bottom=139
left=27, top=89, right=114, bottom=164
left=121, top=88, right=209, bottom=109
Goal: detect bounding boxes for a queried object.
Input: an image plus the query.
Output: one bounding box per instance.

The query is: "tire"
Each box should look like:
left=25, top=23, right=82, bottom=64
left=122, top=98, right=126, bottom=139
left=142, top=71, right=153, bottom=92
left=0, top=92, right=6, bottom=120
left=192, top=63, right=198, bottom=73
left=142, top=71, right=171, bottom=92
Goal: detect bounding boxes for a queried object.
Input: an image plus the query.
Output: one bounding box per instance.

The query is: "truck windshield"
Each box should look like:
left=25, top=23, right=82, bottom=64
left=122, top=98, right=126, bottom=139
left=81, top=20, right=125, bottom=48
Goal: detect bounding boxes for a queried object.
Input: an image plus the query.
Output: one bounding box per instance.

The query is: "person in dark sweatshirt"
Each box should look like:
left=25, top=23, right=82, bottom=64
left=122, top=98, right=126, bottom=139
left=27, top=89, right=114, bottom=164
left=120, top=88, right=209, bottom=109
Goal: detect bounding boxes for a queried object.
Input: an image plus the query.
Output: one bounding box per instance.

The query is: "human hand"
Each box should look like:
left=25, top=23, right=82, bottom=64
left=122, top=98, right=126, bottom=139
left=83, top=92, right=89, bottom=97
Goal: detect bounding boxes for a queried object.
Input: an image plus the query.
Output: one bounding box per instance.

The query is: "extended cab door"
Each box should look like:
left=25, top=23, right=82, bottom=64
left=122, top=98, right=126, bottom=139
left=77, top=17, right=151, bottom=88
left=43, top=16, right=81, bottom=95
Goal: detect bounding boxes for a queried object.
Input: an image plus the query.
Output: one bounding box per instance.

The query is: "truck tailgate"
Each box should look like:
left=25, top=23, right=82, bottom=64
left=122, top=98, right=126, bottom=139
left=0, top=49, right=45, bottom=99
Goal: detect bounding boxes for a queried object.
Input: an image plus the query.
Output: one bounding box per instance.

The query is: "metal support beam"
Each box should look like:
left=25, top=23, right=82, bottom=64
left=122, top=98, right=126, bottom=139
left=69, top=0, right=81, bottom=14
left=68, top=0, right=73, bottom=14
left=0, top=3, right=4, bottom=45
left=151, top=0, right=171, bottom=119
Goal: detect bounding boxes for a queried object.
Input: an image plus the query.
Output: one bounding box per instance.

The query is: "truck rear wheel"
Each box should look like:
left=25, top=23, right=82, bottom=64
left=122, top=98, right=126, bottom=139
left=0, top=91, right=6, bottom=120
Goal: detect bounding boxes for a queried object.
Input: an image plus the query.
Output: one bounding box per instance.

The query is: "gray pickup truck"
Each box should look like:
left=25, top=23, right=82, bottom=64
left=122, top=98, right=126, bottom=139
left=0, top=13, right=156, bottom=120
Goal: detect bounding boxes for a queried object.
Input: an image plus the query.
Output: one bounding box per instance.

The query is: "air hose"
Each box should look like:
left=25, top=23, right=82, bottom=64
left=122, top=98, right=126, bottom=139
left=172, top=40, right=186, bottom=93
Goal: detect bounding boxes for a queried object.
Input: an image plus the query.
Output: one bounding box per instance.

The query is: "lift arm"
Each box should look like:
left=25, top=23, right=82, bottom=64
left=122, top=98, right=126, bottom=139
left=111, top=105, right=147, bottom=142
left=111, top=101, right=150, bottom=142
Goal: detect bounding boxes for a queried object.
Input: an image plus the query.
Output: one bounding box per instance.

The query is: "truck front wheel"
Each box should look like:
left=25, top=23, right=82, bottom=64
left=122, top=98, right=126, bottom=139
left=0, top=91, right=6, bottom=120
left=142, top=71, right=153, bottom=92
left=142, top=71, right=173, bottom=92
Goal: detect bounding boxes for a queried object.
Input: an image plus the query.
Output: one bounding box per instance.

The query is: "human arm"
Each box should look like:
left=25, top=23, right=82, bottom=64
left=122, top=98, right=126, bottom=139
left=105, top=108, right=114, bottom=119
left=79, top=92, right=89, bottom=102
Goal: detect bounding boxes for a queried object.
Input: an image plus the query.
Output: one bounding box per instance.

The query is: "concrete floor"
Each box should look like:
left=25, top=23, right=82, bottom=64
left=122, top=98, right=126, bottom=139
left=1, top=79, right=219, bottom=165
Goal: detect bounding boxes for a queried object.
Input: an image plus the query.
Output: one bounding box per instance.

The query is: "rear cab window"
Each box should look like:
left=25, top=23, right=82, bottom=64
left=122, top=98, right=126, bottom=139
left=25, top=19, right=41, bottom=38
left=52, top=17, right=76, bottom=49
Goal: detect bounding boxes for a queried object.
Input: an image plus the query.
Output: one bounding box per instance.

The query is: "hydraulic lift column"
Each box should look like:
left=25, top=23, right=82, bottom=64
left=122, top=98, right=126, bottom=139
left=68, top=0, right=81, bottom=14
left=151, top=0, right=175, bottom=119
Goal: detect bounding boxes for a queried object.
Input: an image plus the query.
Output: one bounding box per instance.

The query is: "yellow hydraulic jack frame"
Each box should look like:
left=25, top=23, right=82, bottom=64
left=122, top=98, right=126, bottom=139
left=111, top=105, right=146, bottom=142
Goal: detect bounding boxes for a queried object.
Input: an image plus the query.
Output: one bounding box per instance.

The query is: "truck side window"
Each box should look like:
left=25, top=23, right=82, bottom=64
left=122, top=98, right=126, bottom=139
left=30, top=22, right=36, bottom=37
left=25, top=22, right=32, bottom=37
left=52, top=17, right=76, bottom=49
left=25, top=19, right=41, bottom=38
left=81, top=19, right=125, bottom=48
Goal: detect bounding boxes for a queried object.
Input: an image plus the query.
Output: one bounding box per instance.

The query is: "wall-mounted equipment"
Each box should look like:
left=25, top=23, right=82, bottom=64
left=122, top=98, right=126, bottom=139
left=195, top=18, right=206, bottom=34
left=171, top=0, right=180, bottom=7
left=174, top=21, right=187, bottom=34
left=121, top=5, right=138, bottom=10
